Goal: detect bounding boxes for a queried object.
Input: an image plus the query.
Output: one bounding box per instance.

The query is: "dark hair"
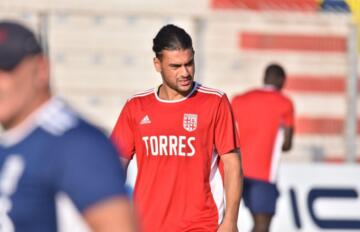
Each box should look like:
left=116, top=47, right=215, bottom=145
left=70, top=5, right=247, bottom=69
left=152, top=24, right=193, bottom=58
left=264, top=64, right=286, bottom=89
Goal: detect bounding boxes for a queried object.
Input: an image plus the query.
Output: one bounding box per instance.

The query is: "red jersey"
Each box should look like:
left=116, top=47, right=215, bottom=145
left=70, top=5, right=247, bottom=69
left=231, top=87, right=294, bottom=183
left=111, top=82, right=239, bottom=232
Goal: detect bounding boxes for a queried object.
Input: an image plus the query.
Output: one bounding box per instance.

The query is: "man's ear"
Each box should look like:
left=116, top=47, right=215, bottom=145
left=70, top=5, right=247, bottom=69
left=36, top=55, right=50, bottom=88
left=153, top=57, right=161, bottom=73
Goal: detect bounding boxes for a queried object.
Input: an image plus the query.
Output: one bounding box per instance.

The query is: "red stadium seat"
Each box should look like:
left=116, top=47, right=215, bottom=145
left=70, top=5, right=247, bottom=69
left=295, top=117, right=360, bottom=135
left=284, top=75, right=360, bottom=93
left=211, top=0, right=319, bottom=11
left=239, top=32, right=346, bottom=52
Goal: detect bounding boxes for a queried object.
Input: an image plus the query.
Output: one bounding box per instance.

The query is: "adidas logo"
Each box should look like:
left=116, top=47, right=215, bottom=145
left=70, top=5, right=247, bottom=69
left=140, top=115, right=151, bottom=125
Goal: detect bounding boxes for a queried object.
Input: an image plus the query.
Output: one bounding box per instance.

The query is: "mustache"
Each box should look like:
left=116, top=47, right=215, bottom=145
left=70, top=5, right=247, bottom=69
left=179, top=75, right=193, bottom=80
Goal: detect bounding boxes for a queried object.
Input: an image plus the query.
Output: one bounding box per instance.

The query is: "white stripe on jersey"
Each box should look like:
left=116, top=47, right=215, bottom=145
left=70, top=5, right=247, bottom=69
left=127, top=89, right=154, bottom=101
left=37, top=98, right=78, bottom=136
left=129, top=82, right=225, bottom=102
left=197, top=85, right=224, bottom=96
left=197, top=88, right=223, bottom=98
left=269, top=127, right=284, bottom=183
left=209, top=150, right=225, bottom=225
left=0, top=98, right=78, bottom=147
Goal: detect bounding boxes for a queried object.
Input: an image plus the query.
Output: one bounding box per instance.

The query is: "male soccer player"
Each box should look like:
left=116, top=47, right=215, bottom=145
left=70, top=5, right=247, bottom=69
left=231, top=64, right=295, bottom=232
left=111, top=24, right=242, bottom=232
left=0, top=21, right=135, bottom=232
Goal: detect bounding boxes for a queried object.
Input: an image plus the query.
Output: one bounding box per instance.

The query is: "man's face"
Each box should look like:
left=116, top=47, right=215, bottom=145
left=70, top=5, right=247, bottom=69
left=0, top=55, right=46, bottom=129
left=154, top=48, right=195, bottom=96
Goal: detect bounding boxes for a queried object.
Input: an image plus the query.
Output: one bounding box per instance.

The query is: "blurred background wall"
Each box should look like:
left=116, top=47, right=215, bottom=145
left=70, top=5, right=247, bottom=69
left=1, top=0, right=359, bottom=231
left=1, top=0, right=358, bottom=164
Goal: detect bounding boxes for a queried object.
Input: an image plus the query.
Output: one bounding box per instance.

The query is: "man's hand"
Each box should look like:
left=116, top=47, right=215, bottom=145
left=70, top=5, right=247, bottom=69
left=217, top=221, right=238, bottom=232
left=218, top=149, right=242, bottom=232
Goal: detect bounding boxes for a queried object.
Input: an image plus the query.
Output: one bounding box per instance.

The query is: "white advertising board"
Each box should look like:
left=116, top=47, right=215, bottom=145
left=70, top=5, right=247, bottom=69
left=57, top=163, right=360, bottom=232
left=239, top=164, right=360, bottom=232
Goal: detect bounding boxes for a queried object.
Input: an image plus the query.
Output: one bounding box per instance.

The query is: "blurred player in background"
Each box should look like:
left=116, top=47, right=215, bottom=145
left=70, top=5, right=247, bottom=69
left=0, top=20, right=136, bottom=232
left=111, top=24, right=242, bottom=232
left=231, top=64, right=295, bottom=232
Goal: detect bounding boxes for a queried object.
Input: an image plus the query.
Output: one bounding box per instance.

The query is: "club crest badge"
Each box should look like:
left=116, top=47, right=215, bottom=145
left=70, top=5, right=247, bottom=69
left=183, top=114, right=198, bottom=132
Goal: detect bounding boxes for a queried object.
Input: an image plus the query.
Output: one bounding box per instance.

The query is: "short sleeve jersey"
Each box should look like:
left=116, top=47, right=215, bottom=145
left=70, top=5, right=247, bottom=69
left=231, top=87, right=294, bottom=182
left=0, top=98, right=128, bottom=232
left=111, top=82, right=239, bottom=232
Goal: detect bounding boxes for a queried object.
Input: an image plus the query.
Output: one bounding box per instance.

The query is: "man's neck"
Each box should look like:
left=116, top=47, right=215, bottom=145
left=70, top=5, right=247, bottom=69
left=0, top=96, right=53, bottom=147
left=158, top=83, right=194, bottom=101
left=2, top=94, right=51, bottom=130
left=263, top=84, right=280, bottom=91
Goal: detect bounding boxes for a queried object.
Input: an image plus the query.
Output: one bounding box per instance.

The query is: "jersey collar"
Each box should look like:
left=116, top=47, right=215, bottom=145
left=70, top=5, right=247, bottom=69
left=0, top=97, right=56, bottom=147
left=262, top=84, right=278, bottom=91
left=154, top=82, right=199, bottom=103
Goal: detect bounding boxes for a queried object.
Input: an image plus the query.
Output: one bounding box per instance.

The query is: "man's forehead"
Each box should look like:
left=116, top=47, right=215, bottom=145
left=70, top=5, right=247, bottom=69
left=161, top=49, right=194, bottom=62
left=162, top=48, right=193, bottom=55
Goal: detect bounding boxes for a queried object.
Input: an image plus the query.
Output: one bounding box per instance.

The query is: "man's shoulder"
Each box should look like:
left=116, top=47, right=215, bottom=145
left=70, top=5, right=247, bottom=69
left=37, top=98, right=80, bottom=137
left=127, top=88, right=155, bottom=102
left=275, top=91, right=293, bottom=105
left=121, top=88, right=155, bottom=115
left=264, top=89, right=293, bottom=107
left=195, top=83, right=225, bottom=98
left=232, top=89, right=258, bottom=101
left=38, top=98, right=108, bottom=143
left=45, top=117, right=116, bottom=159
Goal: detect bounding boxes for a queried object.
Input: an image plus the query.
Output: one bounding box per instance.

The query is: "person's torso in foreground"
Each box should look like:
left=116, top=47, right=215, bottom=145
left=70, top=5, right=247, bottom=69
left=232, top=88, right=294, bottom=182
left=0, top=98, right=127, bottom=232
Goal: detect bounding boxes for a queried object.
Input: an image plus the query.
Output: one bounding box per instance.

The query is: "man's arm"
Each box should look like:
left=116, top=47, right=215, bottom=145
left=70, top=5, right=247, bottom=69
left=121, top=158, right=131, bottom=172
left=282, top=127, right=294, bottom=151
left=84, top=196, right=136, bottom=232
left=218, top=149, right=243, bottom=232
left=57, top=129, right=137, bottom=232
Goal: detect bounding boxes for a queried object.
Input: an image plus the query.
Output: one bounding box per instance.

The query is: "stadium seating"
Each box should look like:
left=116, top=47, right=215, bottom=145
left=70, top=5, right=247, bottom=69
left=0, top=0, right=359, bottom=162
left=211, top=0, right=319, bottom=11
left=195, top=11, right=358, bottom=162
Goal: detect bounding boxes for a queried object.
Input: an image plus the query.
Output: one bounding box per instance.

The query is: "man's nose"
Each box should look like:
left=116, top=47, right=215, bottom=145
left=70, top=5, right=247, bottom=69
left=180, top=65, right=190, bottom=77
